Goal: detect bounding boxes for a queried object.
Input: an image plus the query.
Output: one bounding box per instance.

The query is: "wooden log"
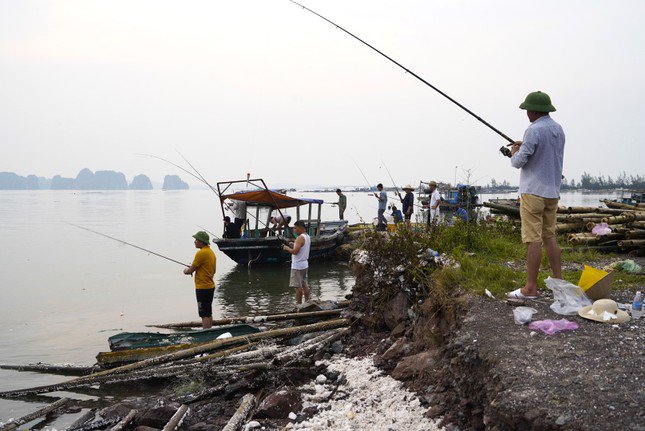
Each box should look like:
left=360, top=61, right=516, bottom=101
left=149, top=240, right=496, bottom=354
left=0, top=363, right=96, bottom=376
left=221, top=394, right=256, bottom=431
left=68, top=409, right=96, bottom=430
left=109, top=409, right=138, bottom=431
left=148, top=308, right=345, bottom=329
left=274, top=328, right=348, bottom=366
left=69, top=418, right=122, bottom=431
left=0, top=397, right=69, bottom=431
left=162, top=404, right=189, bottom=431
left=0, top=319, right=350, bottom=398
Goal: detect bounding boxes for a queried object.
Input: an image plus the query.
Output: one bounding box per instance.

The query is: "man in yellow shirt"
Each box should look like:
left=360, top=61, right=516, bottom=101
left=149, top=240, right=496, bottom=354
left=183, top=231, right=216, bottom=329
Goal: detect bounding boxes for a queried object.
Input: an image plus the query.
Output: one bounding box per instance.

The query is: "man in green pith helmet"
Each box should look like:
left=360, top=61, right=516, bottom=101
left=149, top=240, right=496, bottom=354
left=507, top=91, right=565, bottom=300
left=183, top=231, right=217, bottom=328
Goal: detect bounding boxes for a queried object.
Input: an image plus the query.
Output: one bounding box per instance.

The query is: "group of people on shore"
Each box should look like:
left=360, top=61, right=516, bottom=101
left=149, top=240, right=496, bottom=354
left=182, top=90, right=565, bottom=329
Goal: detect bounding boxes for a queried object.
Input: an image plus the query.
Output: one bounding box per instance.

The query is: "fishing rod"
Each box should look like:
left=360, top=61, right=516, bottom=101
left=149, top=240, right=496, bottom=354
left=351, top=159, right=374, bottom=191
left=381, top=160, right=400, bottom=196
left=175, top=149, right=221, bottom=197
left=68, top=223, right=190, bottom=268
left=287, top=0, right=515, bottom=157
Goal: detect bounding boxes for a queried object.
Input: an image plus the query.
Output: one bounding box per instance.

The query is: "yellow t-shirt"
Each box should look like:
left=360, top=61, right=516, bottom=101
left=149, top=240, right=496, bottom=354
left=192, top=246, right=216, bottom=289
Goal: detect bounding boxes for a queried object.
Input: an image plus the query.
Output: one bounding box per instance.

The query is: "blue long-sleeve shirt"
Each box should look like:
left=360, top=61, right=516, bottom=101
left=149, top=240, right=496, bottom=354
left=511, top=115, right=565, bottom=199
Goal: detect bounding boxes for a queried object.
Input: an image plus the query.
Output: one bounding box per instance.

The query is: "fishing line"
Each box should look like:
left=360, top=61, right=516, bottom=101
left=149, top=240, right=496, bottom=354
left=287, top=0, right=516, bottom=156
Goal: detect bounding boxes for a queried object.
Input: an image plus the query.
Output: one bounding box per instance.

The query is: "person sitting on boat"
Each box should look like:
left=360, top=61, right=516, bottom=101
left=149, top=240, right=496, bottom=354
left=223, top=216, right=241, bottom=239
left=282, top=220, right=311, bottom=305
left=391, top=205, right=403, bottom=224
left=270, top=213, right=292, bottom=235
left=397, top=185, right=415, bottom=227
left=183, top=231, right=216, bottom=329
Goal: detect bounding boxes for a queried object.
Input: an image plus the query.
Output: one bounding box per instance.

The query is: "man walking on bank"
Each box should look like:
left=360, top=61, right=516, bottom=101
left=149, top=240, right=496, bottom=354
left=427, top=181, right=441, bottom=226
left=507, top=91, right=565, bottom=300
left=282, top=220, right=311, bottom=305
left=183, top=231, right=217, bottom=328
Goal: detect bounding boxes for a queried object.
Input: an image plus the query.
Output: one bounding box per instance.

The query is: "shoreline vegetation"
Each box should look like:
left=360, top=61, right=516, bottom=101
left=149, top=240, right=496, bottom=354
left=1, top=219, right=642, bottom=430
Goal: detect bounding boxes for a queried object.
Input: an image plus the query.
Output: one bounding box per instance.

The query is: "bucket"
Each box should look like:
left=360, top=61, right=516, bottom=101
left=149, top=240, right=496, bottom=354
left=578, top=265, right=614, bottom=300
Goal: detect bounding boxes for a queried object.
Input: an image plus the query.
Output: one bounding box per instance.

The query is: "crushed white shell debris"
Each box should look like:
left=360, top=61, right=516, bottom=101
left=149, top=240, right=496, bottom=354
left=290, top=355, right=443, bottom=431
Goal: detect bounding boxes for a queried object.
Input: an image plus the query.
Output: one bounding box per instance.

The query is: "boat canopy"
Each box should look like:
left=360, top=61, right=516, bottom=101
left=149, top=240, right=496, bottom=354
left=220, top=189, right=323, bottom=209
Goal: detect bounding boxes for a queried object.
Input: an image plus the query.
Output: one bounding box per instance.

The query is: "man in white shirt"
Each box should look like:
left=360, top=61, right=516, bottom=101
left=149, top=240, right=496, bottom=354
left=282, top=220, right=311, bottom=304
left=428, top=181, right=441, bottom=225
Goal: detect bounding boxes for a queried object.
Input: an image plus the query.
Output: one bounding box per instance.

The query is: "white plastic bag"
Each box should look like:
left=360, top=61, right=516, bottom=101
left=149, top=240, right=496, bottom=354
left=513, top=306, right=537, bottom=325
left=546, top=277, right=592, bottom=315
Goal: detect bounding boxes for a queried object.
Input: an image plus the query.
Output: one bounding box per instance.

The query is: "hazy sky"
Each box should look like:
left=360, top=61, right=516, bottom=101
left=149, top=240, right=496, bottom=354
left=1, top=0, right=643, bottom=188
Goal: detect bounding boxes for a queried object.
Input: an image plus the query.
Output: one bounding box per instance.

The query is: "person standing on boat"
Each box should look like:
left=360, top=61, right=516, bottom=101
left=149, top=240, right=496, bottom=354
left=183, top=231, right=217, bottom=329
left=397, top=185, right=415, bottom=227
left=282, top=220, right=311, bottom=305
left=333, top=189, right=347, bottom=220
left=374, top=183, right=388, bottom=228
left=428, top=181, right=441, bottom=225
left=507, top=91, right=564, bottom=300
left=227, top=200, right=247, bottom=237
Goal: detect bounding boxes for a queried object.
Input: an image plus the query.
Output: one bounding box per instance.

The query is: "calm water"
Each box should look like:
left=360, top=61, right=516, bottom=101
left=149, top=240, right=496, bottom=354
left=0, top=189, right=621, bottom=422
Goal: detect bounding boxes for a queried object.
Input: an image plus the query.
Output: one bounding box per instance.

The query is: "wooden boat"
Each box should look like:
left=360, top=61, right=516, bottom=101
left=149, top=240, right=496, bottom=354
left=213, top=178, right=348, bottom=265
left=108, top=324, right=260, bottom=351
left=97, top=325, right=261, bottom=368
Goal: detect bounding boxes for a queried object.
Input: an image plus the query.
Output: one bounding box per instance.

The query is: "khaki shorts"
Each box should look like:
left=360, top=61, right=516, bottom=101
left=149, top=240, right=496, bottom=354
left=520, top=193, right=559, bottom=243
left=289, top=268, right=308, bottom=288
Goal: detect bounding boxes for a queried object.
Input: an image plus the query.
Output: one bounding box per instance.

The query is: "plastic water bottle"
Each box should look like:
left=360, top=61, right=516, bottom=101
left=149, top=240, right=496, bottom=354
left=632, top=292, right=642, bottom=320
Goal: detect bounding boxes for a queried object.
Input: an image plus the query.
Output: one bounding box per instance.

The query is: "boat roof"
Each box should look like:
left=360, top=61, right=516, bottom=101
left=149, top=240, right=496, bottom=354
left=220, top=189, right=323, bottom=209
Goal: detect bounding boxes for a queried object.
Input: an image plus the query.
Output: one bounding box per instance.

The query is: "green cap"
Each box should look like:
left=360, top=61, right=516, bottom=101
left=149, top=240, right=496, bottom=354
left=192, top=231, right=210, bottom=244
left=519, top=91, right=556, bottom=112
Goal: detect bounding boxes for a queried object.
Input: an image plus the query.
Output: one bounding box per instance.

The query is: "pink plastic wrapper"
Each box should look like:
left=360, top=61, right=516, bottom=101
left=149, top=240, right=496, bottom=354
left=528, top=319, right=579, bottom=335
left=591, top=222, right=612, bottom=236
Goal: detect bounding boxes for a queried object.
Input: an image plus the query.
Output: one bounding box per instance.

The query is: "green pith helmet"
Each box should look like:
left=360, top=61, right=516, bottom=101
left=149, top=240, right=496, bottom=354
left=519, top=91, right=556, bottom=112
left=192, top=231, right=210, bottom=245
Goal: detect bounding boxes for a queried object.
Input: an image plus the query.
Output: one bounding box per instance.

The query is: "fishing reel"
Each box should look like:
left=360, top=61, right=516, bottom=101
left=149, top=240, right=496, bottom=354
left=499, top=146, right=512, bottom=158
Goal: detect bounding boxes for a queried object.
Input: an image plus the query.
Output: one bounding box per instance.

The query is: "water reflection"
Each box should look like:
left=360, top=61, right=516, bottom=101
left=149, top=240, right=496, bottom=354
left=215, top=262, right=353, bottom=316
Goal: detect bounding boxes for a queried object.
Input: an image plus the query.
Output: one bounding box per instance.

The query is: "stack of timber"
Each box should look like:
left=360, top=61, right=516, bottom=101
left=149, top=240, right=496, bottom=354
left=483, top=199, right=645, bottom=254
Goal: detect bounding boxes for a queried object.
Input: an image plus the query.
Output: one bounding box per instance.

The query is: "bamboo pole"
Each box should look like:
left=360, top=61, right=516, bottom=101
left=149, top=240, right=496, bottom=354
left=556, top=223, right=584, bottom=234
left=564, top=213, right=608, bottom=220
left=483, top=202, right=520, bottom=216
left=68, top=409, right=96, bottom=430
left=221, top=394, right=256, bottom=431
left=109, top=409, right=138, bottom=431
left=148, top=308, right=345, bottom=329
left=602, top=200, right=645, bottom=211
left=630, top=221, right=645, bottom=229
left=162, top=405, right=190, bottom=431
left=626, top=230, right=645, bottom=239
left=0, top=397, right=69, bottom=431
left=0, top=363, right=96, bottom=376
left=0, top=319, right=350, bottom=398
left=602, top=214, right=636, bottom=225
left=618, top=239, right=645, bottom=248
left=274, top=328, right=348, bottom=366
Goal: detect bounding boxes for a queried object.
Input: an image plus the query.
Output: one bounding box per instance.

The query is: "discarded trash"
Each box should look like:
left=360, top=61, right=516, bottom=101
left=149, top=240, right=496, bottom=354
left=485, top=289, right=495, bottom=299
left=546, top=277, right=592, bottom=315
left=578, top=299, right=631, bottom=324
left=513, top=307, right=537, bottom=325
left=426, top=248, right=439, bottom=258
left=606, top=259, right=643, bottom=274
left=591, top=222, right=612, bottom=236
left=578, top=265, right=613, bottom=300
left=631, top=292, right=642, bottom=320
left=528, top=319, right=579, bottom=335
left=216, top=332, right=233, bottom=339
